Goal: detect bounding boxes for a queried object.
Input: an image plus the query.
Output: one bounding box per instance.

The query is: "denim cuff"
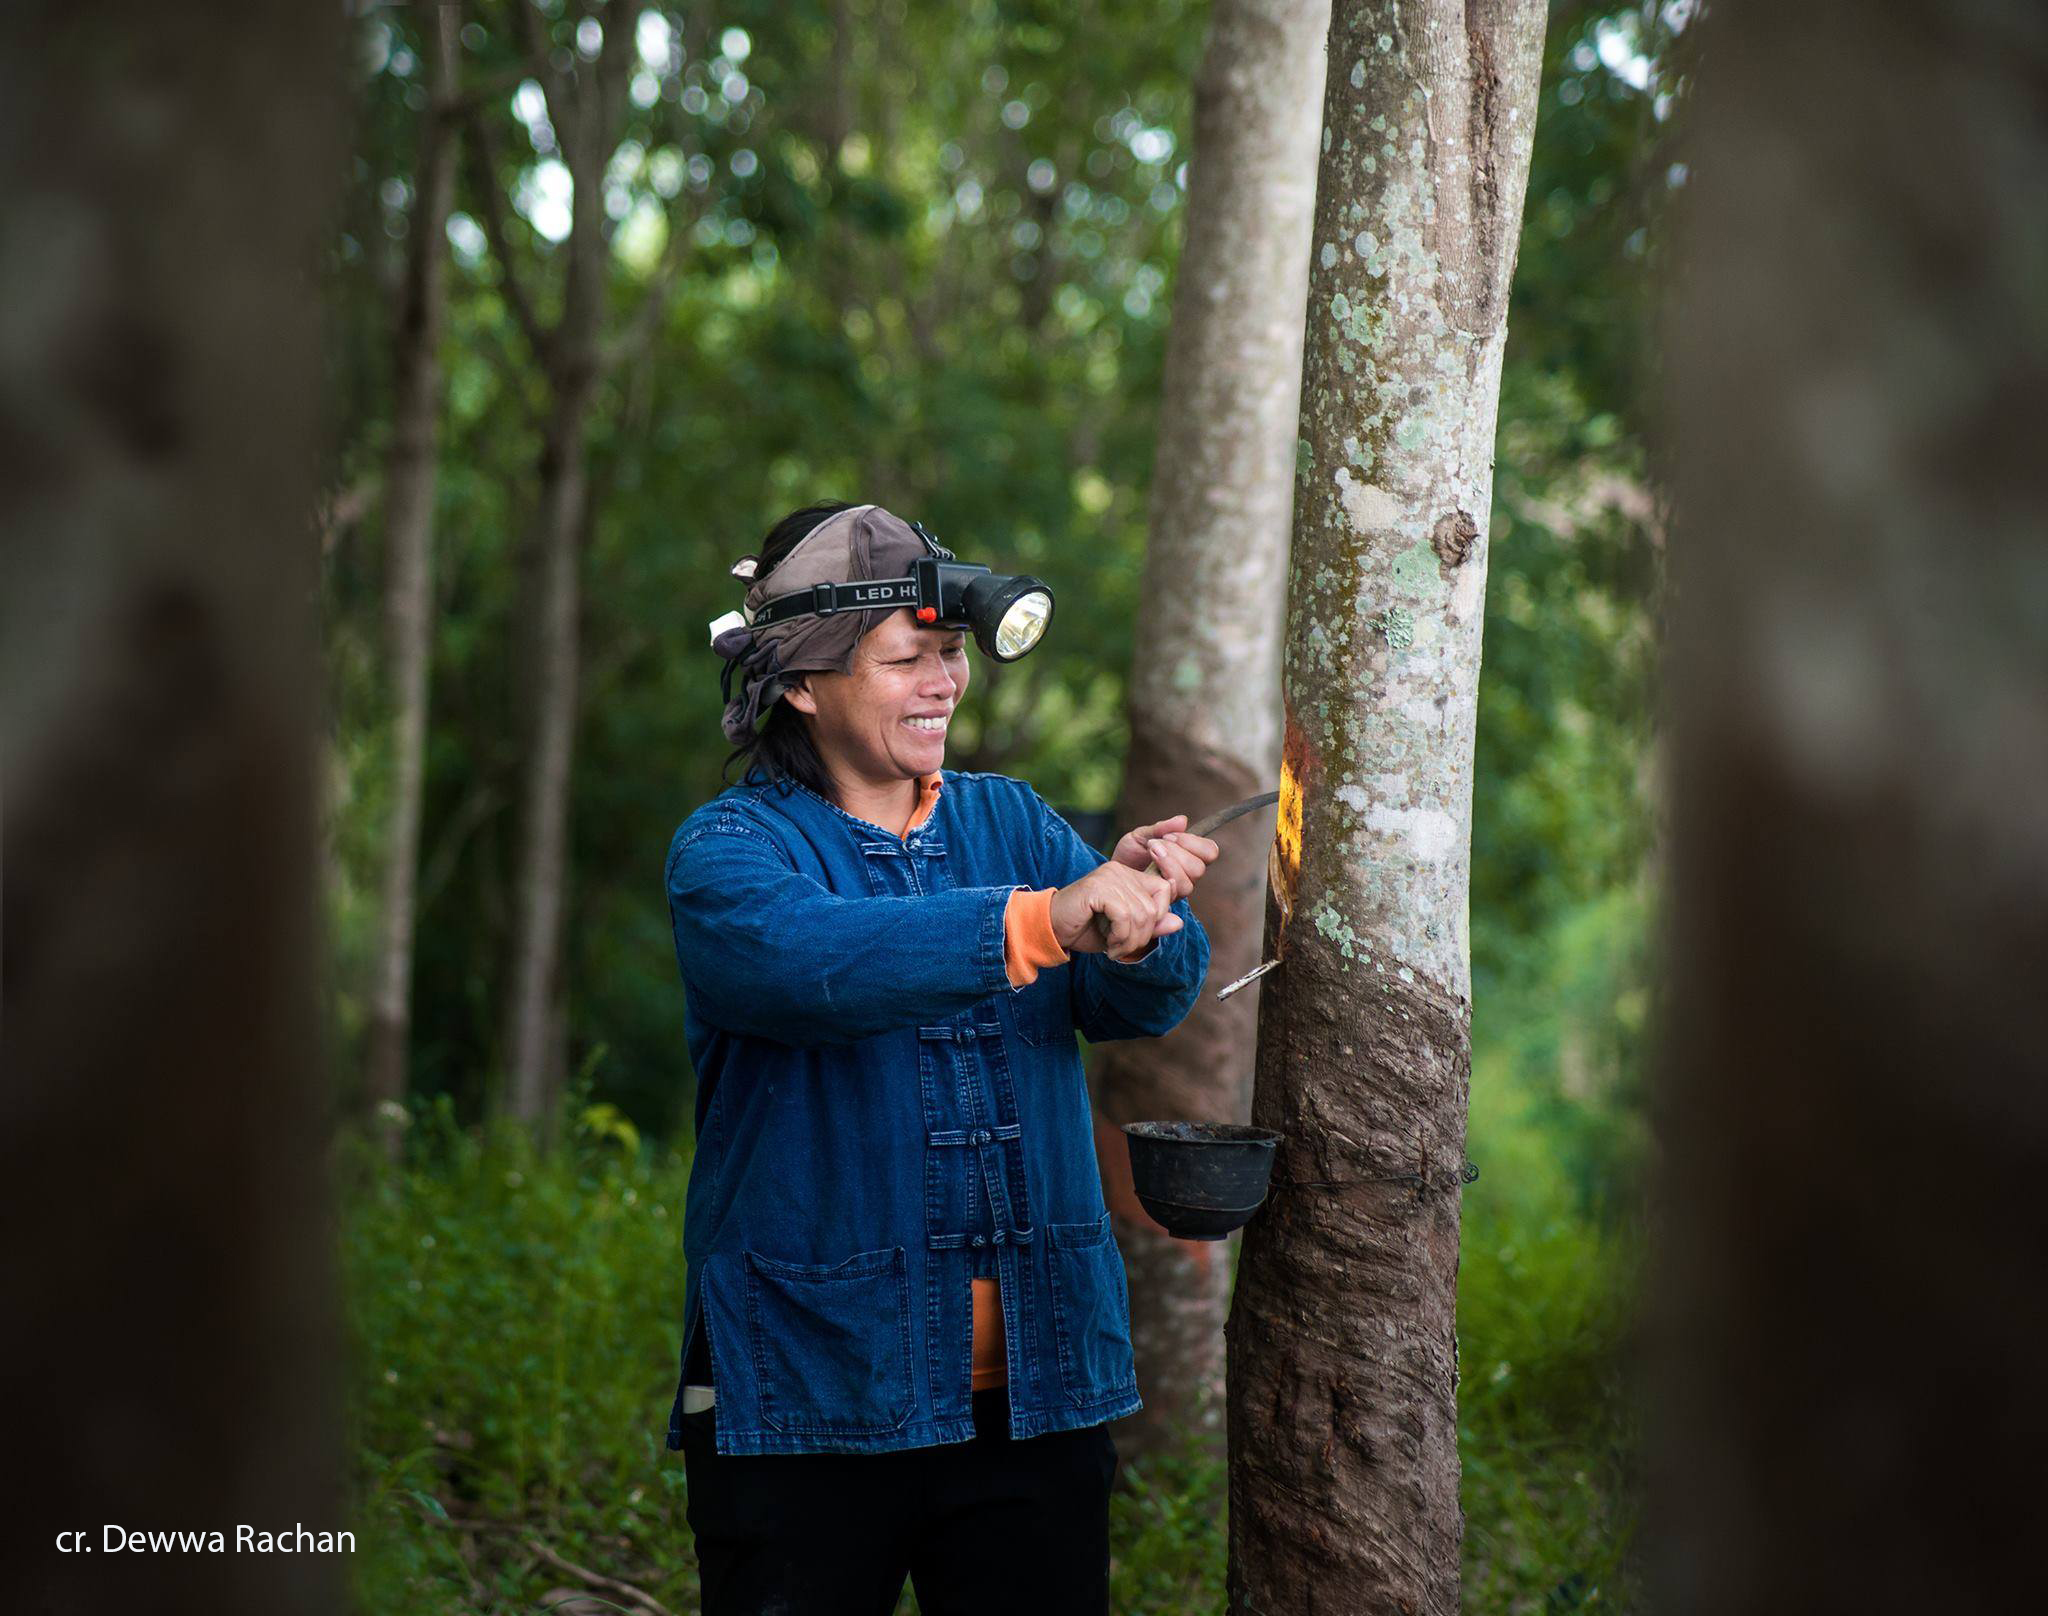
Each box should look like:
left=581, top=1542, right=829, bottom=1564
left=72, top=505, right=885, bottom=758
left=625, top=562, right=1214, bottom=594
left=985, top=884, right=1026, bottom=994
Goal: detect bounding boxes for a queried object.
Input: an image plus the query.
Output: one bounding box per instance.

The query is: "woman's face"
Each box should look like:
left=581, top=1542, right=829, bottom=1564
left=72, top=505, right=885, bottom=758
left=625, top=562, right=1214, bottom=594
left=785, top=608, right=971, bottom=783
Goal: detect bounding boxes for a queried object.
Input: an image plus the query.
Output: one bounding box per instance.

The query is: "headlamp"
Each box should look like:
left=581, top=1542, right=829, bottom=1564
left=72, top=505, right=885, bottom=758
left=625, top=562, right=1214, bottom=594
left=742, top=521, right=1055, bottom=663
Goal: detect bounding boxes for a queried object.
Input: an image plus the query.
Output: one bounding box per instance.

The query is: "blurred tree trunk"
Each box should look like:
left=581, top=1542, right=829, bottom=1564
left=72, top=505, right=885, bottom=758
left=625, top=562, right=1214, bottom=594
left=1091, top=0, right=1329, bottom=1471
left=1653, top=3, right=2048, bottom=1612
left=367, top=2, right=461, bottom=1154
left=485, top=2, right=634, bottom=1135
left=502, top=360, right=596, bottom=1134
left=472, top=3, right=705, bottom=1136
left=1227, top=2, right=1544, bottom=1611
left=0, top=3, right=344, bottom=1614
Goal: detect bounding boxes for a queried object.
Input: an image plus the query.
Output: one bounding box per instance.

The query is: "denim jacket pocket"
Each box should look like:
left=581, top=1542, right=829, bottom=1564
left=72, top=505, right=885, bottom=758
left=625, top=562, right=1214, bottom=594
left=1046, top=1212, right=1138, bottom=1407
left=743, top=1245, right=915, bottom=1434
left=1010, top=967, right=1075, bottom=1048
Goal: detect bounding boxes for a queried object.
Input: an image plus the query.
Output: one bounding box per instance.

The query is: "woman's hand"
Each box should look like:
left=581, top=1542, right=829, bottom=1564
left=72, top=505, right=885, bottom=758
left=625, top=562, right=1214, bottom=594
left=1109, top=813, right=1221, bottom=902
left=1050, top=862, right=1181, bottom=959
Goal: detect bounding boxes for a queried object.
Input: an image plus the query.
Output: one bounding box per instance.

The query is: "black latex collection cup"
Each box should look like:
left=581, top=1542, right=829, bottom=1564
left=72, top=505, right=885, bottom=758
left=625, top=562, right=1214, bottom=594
left=1120, top=1121, right=1284, bottom=1240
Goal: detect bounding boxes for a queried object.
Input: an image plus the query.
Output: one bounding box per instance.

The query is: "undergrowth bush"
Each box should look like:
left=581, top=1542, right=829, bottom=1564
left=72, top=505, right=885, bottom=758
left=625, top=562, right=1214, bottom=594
left=1460, top=1186, right=1638, bottom=1612
left=342, top=1091, right=695, bottom=1613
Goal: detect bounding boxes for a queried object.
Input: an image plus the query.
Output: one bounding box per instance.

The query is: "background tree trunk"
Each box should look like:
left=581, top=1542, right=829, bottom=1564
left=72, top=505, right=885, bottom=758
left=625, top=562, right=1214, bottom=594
left=0, top=3, right=344, bottom=1612
left=367, top=2, right=461, bottom=1152
left=1226, top=2, right=1544, bottom=1611
left=1092, top=0, right=1329, bottom=1470
left=498, top=7, right=631, bottom=1133
left=501, top=386, right=593, bottom=1130
left=1652, top=3, right=2048, bottom=1611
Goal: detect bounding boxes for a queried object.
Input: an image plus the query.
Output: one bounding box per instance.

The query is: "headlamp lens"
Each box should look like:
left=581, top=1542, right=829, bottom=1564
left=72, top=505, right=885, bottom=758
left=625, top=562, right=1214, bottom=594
left=994, top=590, right=1052, bottom=659
left=956, top=568, right=1055, bottom=661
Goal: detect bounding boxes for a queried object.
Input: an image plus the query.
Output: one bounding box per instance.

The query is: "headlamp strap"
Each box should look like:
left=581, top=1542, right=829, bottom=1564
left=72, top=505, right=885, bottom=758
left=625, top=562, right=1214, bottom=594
left=752, top=574, right=924, bottom=627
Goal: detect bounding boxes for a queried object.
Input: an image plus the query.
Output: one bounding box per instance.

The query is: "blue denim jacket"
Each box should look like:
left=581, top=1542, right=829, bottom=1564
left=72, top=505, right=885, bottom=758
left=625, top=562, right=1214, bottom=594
left=660, top=767, right=1210, bottom=1455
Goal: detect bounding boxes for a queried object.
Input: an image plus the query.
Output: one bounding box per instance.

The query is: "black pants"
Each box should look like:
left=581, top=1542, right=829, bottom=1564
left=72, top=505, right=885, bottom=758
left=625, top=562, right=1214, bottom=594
left=678, top=1386, right=1118, bottom=1615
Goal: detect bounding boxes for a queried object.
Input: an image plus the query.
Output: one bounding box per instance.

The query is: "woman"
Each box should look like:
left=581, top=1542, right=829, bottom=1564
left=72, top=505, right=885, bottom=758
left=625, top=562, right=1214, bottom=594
left=662, top=500, right=1217, bottom=1615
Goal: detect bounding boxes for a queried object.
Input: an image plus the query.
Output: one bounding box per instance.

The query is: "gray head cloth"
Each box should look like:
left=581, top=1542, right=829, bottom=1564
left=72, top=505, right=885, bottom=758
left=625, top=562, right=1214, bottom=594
left=713, top=503, right=942, bottom=745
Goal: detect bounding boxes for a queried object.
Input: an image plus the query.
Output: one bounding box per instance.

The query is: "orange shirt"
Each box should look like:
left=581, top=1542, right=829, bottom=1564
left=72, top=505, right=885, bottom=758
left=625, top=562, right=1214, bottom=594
left=901, top=773, right=1070, bottom=1390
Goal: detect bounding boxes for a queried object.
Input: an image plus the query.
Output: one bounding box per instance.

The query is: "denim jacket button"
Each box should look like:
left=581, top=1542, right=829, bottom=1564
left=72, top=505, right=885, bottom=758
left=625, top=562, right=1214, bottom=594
left=960, top=1027, right=978, bottom=1042
left=971, top=1235, right=986, bottom=1247
left=974, top=1129, right=991, bottom=1144
left=992, top=1230, right=1007, bottom=1244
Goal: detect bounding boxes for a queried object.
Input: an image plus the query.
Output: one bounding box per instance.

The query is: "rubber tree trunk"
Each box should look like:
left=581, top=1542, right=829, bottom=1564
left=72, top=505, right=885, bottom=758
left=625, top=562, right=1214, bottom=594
left=1092, top=0, right=1328, bottom=1471
left=1652, top=4, right=2048, bottom=1612
left=1225, top=3, right=1544, bottom=1611
left=0, top=4, right=344, bottom=1613
left=366, top=2, right=460, bottom=1153
left=501, top=377, right=594, bottom=1131
left=499, top=18, right=627, bottom=1133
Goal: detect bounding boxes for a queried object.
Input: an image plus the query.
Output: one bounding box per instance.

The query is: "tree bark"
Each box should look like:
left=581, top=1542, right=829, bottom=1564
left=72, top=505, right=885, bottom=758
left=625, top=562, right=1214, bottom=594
left=1652, top=4, right=2048, bottom=1612
left=0, top=4, right=344, bottom=1613
left=1226, top=3, right=1544, bottom=1612
left=1091, top=0, right=1329, bottom=1471
left=366, top=1, right=461, bottom=1152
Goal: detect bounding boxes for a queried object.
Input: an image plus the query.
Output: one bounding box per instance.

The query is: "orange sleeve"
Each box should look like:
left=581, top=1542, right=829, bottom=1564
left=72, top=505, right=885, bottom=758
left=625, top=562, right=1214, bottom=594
left=1003, top=888, right=1071, bottom=987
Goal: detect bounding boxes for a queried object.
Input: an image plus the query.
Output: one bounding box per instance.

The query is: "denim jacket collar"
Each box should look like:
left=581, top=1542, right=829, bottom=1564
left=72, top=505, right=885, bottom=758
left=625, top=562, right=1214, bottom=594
left=783, top=772, right=944, bottom=849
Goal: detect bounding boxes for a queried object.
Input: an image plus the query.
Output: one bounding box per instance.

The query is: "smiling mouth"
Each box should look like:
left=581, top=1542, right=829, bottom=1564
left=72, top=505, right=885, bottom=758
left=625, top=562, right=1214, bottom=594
left=903, top=715, right=949, bottom=732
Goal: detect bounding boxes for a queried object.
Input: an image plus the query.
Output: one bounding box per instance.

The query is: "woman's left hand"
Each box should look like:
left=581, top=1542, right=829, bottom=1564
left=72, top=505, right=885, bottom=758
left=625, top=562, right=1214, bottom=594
left=1110, top=813, right=1220, bottom=902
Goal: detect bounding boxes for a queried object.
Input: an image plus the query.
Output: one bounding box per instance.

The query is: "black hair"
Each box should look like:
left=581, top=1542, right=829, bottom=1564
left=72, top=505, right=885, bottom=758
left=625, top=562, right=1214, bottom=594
left=720, top=501, right=853, bottom=800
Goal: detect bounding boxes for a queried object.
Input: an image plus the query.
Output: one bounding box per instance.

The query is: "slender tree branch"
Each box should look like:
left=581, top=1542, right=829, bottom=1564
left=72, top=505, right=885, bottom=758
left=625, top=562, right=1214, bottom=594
left=506, top=0, right=570, bottom=116
left=571, top=1, right=635, bottom=188
left=523, top=1537, right=674, bottom=1616
left=554, top=4, right=635, bottom=371
left=600, top=212, right=691, bottom=374
left=441, top=60, right=532, bottom=123
left=412, top=1499, right=672, bottom=1616
left=316, top=473, right=381, bottom=555
left=598, top=6, right=719, bottom=371
left=468, top=301, right=548, bottom=422
left=416, top=781, right=504, bottom=917
left=463, top=106, right=554, bottom=372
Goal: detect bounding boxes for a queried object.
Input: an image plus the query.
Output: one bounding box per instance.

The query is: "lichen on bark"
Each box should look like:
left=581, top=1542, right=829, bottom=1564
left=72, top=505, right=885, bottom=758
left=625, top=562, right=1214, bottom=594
left=1228, top=3, right=1547, bottom=1614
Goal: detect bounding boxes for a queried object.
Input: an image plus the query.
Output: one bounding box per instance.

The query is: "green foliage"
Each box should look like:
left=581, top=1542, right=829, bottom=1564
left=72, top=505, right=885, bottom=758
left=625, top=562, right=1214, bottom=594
left=1106, top=1442, right=1231, bottom=1614
left=1460, top=1206, right=1639, bottom=1613
left=340, top=1093, right=693, bottom=1613
left=1452, top=830, right=1652, bottom=1610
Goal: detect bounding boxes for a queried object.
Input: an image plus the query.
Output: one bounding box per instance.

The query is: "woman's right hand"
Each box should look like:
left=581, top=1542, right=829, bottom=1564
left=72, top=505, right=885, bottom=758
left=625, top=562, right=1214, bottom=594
left=1049, top=862, right=1182, bottom=960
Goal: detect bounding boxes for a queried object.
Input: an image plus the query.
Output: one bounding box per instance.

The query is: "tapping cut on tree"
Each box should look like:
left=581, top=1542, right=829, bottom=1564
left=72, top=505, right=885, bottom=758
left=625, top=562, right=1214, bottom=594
left=1226, top=2, right=1548, bottom=1612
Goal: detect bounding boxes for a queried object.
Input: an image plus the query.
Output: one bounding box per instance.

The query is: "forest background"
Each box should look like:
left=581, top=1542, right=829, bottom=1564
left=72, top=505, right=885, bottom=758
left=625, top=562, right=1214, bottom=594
left=327, top=1, right=1682, bottom=1609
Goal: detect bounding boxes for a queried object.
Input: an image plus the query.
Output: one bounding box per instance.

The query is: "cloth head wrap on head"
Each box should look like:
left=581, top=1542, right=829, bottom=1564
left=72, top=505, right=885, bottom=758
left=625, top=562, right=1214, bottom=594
left=713, top=503, right=943, bottom=745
